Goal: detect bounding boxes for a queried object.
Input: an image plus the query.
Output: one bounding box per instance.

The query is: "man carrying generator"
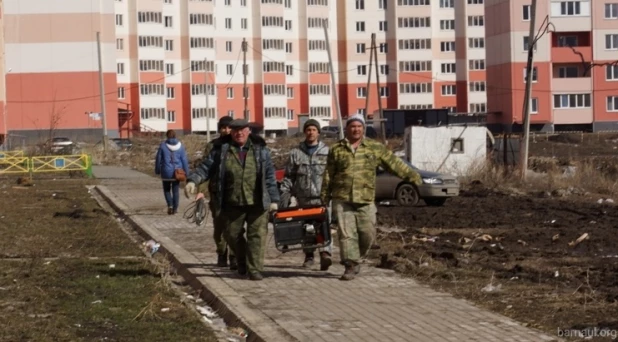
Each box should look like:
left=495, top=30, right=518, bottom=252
left=321, top=114, right=422, bottom=281
left=185, top=119, right=280, bottom=281
left=279, top=119, right=332, bottom=271
left=196, top=116, right=236, bottom=270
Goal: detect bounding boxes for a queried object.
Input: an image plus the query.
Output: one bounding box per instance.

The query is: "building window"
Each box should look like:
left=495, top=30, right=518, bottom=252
left=469, top=59, right=485, bottom=70
left=356, top=43, right=366, bottom=53
left=440, top=41, right=455, bottom=52
left=523, top=36, right=538, bottom=51
left=379, top=0, right=387, bottom=9
left=441, top=85, right=456, bottom=96
left=467, top=16, right=484, bottom=27
left=524, top=67, right=538, bottom=82
left=226, top=41, right=232, bottom=52
left=287, top=109, right=294, bottom=121
left=379, top=21, right=388, bottom=31
left=467, top=0, right=483, bottom=4
left=225, top=18, right=232, bottom=29
left=357, top=87, right=367, bottom=98
left=164, top=16, right=173, bottom=27
left=553, top=94, right=591, bottom=108
left=285, top=42, right=293, bottom=53
left=357, top=65, right=367, bottom=75
left=117, top=63, right=125, bottom=75
left=469, top=103, right=486, bottom=112
left=530, top=98, right=539, bottom=114
left=440, top=20, right=455, bottom=30
left=241, top=18, right=248, bottom=29
left=440, top=0, right=454, bottom=8
left=287, top=87, right=294, bottom=98
left=117, top=87, right=125, bottom=99
left=379, top=43, right=388, bottom=53
left=286, top=65, right=294, bottom=75
left=523, top=5, right=531, bottom=20
left=356, top=21, right=365, bottom=32
left=469, top=81, right=486, bottom=92
left=468, top=38, right=485, bottom=49
left=166, top=87, right=175, bottom=99
left=227, top=88, right=234, bottom=99
left=380, top=65, right=389, bottom=75
left=557, top=1, right=583, bottom=16
left=165, top=39, right=173, bottom=51
left=558, top=35, right=578, bottom=47
left=607, top=65, right=618, bottom=80
left=115, top=14, right=123, bottom=26
left=228, top=110, right=235, bottom=118
left=116, top=39, right=124, bottom=50
left=355, top=0, right=364, bottom=10
left=165, top=63, right=174, bottom=75
left=451, top=138, right=464, bottom=153
left=285, top=20, right=292, bottom=30
left=608, top=96, right=618, bottom=111
left=606, top=3, right=618, bottom=19
left=606, top=34, right=618, bottom=50
left=226, top=64, right=233, bottom=75
left=558, top=66, right=579, bottom=78
left=167, top=110, right=176, bottom=123
left=441, top=63, right=456, bottom=74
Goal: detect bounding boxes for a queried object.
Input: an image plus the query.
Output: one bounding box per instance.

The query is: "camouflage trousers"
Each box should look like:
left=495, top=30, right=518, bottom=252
left=222, top=205, right=269, bottom=274
left=209, top=200, right=234, bottom=257
left=332, top=200, right=377, bottom=264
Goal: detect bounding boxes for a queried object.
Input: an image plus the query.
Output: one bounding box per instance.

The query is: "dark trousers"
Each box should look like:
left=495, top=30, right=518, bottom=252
left=162, top=180, right=180, bottom=210
left=223, top=205, right=269, bottom=274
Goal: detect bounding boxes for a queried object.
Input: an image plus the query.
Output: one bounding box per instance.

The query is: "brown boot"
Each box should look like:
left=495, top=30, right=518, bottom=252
left=340, top=262, right=358, bottom=281
left=319, top=252, right=332, bottom=271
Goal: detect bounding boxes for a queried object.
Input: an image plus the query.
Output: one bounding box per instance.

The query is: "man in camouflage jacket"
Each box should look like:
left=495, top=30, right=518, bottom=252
left=280, top=119, right=333, bottom=271
left=321, top=114, right=421, bottom=281
left=185, top=119, right=280, bottom=281
left=196, top=116, right=236, bottom=269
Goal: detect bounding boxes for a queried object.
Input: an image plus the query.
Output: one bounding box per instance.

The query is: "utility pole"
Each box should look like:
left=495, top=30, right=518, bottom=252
left=364, top=33, right=375, bottom=117
left=372, top=35, right=386, bottom=143
left=520, top=0, right=537, bottom=180
left=242, top=38, right=248, bottom=121
left=323, top=19, right=344, bottom=140
left=96, top=31, right=108, bottom=153
left=204, top=58, right=211, bottom=141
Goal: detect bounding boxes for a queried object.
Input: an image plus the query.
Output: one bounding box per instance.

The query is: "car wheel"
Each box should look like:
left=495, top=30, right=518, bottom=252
left=395, top=184, right=419, bottom=206
left=424, top=198, right=447, bottom=207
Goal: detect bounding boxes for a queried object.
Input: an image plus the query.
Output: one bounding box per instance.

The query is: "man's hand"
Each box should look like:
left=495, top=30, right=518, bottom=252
left=269, top=203, right=278, bottom=212
left=195, top=192, right=205, bottom=201
left=184, top=182, right=196, bottom=199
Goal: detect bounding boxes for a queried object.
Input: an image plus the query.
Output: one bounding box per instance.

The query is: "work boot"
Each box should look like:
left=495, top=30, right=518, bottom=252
left=216, top=252, right=228, bottom=267
left=340, top=262, right=358, bottom=281
left=319, top=252, right=332, bottom=271
left=167, top=207, right=173, bottom=215
left=237, top=263, right=247, bottom=276
left=354, top=263, right=361, bottom=274
left=249, top=272, right=263, bottom=281
left=229, top=255, right=238, bottom=270
left=302, top=253, right=315, bottom=268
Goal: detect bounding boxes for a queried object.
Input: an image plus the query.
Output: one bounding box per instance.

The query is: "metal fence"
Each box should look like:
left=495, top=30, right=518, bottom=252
left=0, top=152, right=93, bottom=177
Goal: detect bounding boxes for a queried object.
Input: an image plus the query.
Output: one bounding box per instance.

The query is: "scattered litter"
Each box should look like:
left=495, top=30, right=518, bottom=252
left=28, top=313, right=52, bottom=319
left=91, top=300, right=102, bottom=304
left=96, top=275, right=100, bottom=279
left=109, top=264, right=116, bottom=269
left=517, top=240, right=527, bottom=246
left=74, top=324, right=82, bottom=328
left=44, top=261, right=51, bottom=265
left=186, top=295, right=195, bottom=301
left=554, top=270, right=559, bottom=278
left=412, top=235, right=438, bottom=243
left=481, top=283, right=502, bottom=293
left=509, top=277, right=519, bottom=281
left=597, top=198, right=615, bottom=204
left=552, top=234, right=560, bottom=242
left=506, top=305, right=513, bottom=310
left=568, top=233, right=589, bottom=247
left=143, top=240, right=161, bottom=255
left=160, top=308, right=170, bottom=312
left=227, top=327, right=249, bottom=340
left=196, top=306, right=217, bottom=319
left=52, top=193, right=56, bottom=197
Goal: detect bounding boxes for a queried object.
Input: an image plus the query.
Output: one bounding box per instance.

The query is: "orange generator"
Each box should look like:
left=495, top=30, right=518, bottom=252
left=271, top=206, right=332, bottom=252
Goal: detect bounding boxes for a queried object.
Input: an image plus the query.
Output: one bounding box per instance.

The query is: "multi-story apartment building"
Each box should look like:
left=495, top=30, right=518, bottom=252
left=0, top=0, right=487, bottom=141
left=486, top=0, right=618, bottom=132
left=0, top=0, right=119, bottom=142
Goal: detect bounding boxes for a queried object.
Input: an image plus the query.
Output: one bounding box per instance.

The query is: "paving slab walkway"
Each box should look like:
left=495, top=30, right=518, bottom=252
left=93, top=165, right=560, bottom=342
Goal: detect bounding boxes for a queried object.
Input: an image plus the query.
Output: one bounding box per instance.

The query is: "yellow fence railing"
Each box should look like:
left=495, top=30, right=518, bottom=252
left=0, top=154, right=93, bottom=177
left=0, top=157, right=30, bottom=174
left=0, top=150, right=24, bottom=159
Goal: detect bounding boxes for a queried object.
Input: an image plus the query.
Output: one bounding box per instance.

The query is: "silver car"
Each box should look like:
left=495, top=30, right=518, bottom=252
left=376, top=159, right=460, bottom=206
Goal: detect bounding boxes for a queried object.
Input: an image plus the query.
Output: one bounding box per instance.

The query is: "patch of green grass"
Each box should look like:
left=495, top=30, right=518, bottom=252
left=0, top=178, right=217, bottom=342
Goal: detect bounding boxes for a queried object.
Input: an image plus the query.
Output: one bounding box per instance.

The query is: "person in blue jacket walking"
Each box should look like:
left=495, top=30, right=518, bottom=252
left=155, top=129, right=190, bottom=215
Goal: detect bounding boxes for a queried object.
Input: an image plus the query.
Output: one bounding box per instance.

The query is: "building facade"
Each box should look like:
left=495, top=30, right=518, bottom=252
left=1, top=0, right=487, bottom=140
left=0, top=0, right=119, bottom=143
left=485, top=0, right=618, bottom=132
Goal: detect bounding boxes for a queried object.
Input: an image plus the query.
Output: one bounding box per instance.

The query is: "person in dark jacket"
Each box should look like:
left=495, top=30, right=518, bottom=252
left=184, top=119, right=280, bottom=281
left=155, top=129, right=190, bottom=215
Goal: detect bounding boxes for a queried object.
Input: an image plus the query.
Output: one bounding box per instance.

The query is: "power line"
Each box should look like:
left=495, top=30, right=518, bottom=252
left=247, top=44, right=357, bottom=74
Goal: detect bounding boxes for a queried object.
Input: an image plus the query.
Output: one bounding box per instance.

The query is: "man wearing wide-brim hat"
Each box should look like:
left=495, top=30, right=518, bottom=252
left=185, top=118, right=280, bottom=281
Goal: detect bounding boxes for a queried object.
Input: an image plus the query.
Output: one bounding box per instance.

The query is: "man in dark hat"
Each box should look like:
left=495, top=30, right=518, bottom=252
left=280, top=119, right=332, bottom=270
left=196, top=116, right=236, bottom=269
left=185, top=119, right=280, bottom=281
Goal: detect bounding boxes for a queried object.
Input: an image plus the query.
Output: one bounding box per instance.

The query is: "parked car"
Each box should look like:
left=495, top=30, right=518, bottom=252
left=44, top=137, right=74, bottom=154
left=111, top=138, right=133, bottom=151
left=274, top=158, right=459, bottom=207
left=376, top=158, right=460, bottom=206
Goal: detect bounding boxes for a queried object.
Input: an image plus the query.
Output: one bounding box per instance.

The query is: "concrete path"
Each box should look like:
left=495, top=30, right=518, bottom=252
left=93, top=165, right=560, bottom=342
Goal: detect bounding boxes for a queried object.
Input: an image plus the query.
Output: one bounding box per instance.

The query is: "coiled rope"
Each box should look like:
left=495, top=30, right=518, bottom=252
left=183, top=197, right=209, bottom=226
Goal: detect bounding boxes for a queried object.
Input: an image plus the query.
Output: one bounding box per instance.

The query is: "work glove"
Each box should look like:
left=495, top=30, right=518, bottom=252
left=184, top=182, right=196, bottom=199
left=269, top=203, right=278, bottom=213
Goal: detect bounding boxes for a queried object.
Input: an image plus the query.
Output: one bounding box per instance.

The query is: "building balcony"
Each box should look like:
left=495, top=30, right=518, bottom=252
left=551, top=46, right=592, bottom=64
left=551, top=77, right=592, bottom=93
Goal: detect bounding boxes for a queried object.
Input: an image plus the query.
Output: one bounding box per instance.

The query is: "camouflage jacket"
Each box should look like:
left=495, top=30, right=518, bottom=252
left=187, top=134, right=280, bottom=211
left=321, top=138, right=421, bottom=204
left=280, top=141, right=329, bottom=206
